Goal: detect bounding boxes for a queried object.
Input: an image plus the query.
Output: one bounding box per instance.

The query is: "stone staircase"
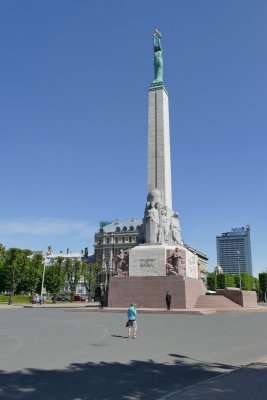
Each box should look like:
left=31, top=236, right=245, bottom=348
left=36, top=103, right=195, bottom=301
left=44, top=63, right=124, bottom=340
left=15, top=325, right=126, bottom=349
left=195, top=295, right=241, bottom=309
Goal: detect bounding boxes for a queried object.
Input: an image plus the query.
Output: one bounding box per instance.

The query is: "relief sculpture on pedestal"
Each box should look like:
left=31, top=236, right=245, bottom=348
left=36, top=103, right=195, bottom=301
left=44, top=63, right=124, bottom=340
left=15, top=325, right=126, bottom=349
left=116, top=249, right=129, bottom=276
left=166, top=248, right=185, bottom=276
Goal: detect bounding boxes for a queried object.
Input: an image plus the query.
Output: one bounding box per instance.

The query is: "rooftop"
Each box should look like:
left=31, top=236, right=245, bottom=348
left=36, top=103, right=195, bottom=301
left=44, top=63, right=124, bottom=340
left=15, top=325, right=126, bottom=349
left=99, top=219, right=142, bottom=233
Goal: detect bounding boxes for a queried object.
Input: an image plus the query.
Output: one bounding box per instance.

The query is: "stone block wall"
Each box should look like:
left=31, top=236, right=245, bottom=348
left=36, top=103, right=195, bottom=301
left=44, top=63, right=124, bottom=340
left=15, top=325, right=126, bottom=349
left=108, top=275, right=205, bottom=309
left=216, top=287, right=257, bottom=308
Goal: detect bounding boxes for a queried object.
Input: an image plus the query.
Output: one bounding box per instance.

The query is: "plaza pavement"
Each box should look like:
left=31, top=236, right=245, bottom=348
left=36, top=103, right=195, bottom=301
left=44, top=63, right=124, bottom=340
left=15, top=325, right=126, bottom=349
left=1, top=301, right=267, bottom=314
left=160, top=361, right=267, bottom=400
left=0, top=304, right=267, bottom=399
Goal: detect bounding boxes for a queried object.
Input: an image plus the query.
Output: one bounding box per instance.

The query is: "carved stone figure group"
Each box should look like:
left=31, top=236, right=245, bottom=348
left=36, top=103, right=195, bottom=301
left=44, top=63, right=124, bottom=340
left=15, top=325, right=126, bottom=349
left=143, top=189, right=181, bottom=246
left=166, top=247, right=185, bottom=276
left=116, top=249, right=129, bottom=276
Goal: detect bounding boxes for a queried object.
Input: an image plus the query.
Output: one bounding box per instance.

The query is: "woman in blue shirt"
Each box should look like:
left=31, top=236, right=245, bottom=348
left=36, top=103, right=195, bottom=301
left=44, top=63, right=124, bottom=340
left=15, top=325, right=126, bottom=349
left=127, top=303, right=137, bottom=339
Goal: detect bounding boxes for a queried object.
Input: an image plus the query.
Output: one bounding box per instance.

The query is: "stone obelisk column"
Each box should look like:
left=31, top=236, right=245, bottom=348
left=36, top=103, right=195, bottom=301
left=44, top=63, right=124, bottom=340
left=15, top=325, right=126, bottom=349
left=142, top=30, right=181, bottom=246
left=109, top=31, right=202, bottom=307
left=147, top=31, right=172, bottom=210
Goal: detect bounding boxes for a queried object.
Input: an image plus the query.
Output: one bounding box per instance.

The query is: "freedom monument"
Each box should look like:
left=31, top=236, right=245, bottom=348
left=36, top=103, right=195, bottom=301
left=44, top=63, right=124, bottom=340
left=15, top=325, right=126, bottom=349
left=108, top=31, right=205, bottom=308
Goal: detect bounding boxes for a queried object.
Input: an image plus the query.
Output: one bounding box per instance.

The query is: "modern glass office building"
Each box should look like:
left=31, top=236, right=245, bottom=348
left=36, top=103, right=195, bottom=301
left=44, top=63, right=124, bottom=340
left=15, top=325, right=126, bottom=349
left=216, top=225, right=253, bottom=275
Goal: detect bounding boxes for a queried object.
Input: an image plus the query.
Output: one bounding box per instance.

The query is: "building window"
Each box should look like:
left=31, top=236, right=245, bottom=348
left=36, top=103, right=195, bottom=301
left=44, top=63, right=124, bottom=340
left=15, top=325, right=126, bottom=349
left=123, top=226, right=127, bottom=232
left=115, top=237, right=118, bottom=243
left=126, top=236, right=129, bottom=242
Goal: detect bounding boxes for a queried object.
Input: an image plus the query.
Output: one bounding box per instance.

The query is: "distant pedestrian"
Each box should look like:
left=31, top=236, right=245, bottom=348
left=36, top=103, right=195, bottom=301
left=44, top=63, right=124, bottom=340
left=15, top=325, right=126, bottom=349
left=39, top=294, right=43, bottom=305
left=166, top=291, right=172, bottom=310
left=43, top=294, right=47, bottom=304
left=127, top=303, right=137, bottom=339
left=100, top=293, right=105, bottom=309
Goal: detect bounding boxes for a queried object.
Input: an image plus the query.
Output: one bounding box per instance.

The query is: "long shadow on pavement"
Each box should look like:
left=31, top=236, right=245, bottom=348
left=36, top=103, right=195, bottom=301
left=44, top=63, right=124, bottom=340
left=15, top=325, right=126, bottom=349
left=171, top=362, right=267, bottom=400
left=0, top=354, right=235, bottom=400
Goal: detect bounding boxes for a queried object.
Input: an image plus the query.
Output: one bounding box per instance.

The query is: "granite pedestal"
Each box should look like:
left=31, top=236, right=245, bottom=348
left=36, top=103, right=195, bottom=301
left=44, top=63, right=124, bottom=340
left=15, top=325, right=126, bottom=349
left=108, top=275, right=205, bottom=309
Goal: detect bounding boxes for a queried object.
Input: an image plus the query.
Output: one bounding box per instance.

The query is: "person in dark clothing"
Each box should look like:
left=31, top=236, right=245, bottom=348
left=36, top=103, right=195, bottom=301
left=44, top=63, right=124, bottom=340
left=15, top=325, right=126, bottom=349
left=166, top=291, right=172, bottom=310
left=100, top=293, right=105, bottom=309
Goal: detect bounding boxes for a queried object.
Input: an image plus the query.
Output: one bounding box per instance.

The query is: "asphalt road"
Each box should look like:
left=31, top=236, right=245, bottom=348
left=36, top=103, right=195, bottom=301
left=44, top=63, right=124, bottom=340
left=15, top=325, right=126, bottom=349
left=0, top=308, right=267, bottom=399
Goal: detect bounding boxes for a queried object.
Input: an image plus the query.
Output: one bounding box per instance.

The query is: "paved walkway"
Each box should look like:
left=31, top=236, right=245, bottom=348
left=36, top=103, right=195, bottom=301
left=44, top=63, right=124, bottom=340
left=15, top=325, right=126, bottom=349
left=0, top=306, right=267, bottom=399
left=1, top=302, right=267, bottom=315
left=161, top=361, right=267, bottom=400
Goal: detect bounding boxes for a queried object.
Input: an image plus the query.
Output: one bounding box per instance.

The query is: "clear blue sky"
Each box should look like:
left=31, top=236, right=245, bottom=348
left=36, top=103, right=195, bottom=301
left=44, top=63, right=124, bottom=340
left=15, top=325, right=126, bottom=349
left=0, top=1, right=266, bottom=276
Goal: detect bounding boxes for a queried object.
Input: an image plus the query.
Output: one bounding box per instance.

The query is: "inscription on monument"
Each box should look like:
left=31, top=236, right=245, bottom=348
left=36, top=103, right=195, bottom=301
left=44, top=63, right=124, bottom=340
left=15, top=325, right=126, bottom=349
left=140, top=258, right=156, bottom=268
left=129, top=246, right=167, bottom=276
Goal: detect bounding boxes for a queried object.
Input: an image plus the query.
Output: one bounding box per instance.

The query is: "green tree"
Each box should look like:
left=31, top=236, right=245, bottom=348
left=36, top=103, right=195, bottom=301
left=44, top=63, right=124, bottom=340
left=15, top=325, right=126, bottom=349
left=27, top=253, right=44, bottom=296
left=0, top=244, right=5, bottom=256
left=207, top=273, right=217, bottom=291
left=235, top=273, right=259, bottom=292
left=0, top=244, right=6, bottom=292
left=217, top=273, right=236, bottom=289
left=252, top=276, right=260, bottom=297
left=259, top=273, right=267, bottom=301
left=44, top=257, right=66, bottom=303
left=82, top=262, right=102, bottom=300
left=65, top=258, right=84, bottom=301
left=1, top=248, right=32, bottom=304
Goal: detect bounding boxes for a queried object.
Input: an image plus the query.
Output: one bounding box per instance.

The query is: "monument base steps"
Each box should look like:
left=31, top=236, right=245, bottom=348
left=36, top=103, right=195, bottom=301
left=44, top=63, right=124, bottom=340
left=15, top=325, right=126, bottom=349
left=194, top=295, right=241, bottom=309
left=108, top=275, right=205, bottom=309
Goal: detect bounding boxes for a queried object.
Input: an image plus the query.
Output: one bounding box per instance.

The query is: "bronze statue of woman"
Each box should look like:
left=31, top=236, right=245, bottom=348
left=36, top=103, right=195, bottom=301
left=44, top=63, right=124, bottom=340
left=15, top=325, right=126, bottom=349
left=153, top=30, right=163, bottom=83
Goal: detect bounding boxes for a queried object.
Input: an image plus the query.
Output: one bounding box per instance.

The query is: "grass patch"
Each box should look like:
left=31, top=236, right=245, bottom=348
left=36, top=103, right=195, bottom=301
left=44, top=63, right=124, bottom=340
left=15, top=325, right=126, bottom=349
left=0, top=294, right=31, bottom=304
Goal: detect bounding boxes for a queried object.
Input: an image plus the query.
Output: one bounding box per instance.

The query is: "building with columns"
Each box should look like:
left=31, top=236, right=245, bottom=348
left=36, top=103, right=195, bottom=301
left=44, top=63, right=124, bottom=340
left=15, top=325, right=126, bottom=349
left=94, top=219, right=142, bottom=269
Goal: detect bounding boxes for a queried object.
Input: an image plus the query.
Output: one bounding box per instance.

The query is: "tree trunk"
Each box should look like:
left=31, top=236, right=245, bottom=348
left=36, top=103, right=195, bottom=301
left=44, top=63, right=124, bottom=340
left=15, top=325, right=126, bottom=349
left=70, top=291, right=75, bottom=302
left=8, top=289, right=15, bottom=305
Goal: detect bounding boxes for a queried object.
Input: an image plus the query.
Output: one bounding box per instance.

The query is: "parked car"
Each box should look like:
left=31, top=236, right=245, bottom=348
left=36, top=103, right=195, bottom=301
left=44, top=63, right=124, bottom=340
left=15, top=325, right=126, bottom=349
left=206, top=290, right=216, bottom=295
left=74, top=295, right=87, bottom=302
left=53, top=295, right=70, bottom=302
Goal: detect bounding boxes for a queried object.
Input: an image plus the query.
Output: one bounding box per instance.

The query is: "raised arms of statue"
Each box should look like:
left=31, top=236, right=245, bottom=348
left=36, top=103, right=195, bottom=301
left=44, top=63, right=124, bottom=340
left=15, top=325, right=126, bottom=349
left=153, top=30, right=163, bottom=83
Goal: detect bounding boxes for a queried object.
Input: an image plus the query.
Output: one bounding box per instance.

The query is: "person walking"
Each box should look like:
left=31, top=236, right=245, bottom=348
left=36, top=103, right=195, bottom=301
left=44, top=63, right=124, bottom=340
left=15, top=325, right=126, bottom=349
left=166, top=291, right=172, bottom=310
left=127, top=303, right=137, bottom=339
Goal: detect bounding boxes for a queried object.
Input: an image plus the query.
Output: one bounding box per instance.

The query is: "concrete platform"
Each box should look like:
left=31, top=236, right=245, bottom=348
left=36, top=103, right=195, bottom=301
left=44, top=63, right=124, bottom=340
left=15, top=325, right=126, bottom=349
left=1, top=303, right=266, bottom=315
left=64, top=305, right=267, bottom=315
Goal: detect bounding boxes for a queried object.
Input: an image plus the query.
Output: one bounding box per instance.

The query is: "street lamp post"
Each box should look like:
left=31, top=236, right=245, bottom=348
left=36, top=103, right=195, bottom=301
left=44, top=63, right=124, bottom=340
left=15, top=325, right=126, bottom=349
left=40, top=257, right=46, bottom=296
left=105, top=260, right=109, bottom=291
left=236, top=251, right=242, bottom=290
